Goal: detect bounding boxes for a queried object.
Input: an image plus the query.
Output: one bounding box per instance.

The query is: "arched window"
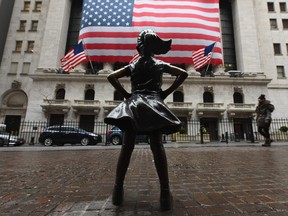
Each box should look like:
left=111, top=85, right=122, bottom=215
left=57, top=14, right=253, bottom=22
left=203, top=92, right=214, bottom=103
left=114, top=91, right=124, bottom=101
left=173, top=91, right=184, bottom=102
left=233, top=92, right=243, bottom=103
left=85, top=89, right=95, bottom=100
left=55, top=88, right=65, bottom=99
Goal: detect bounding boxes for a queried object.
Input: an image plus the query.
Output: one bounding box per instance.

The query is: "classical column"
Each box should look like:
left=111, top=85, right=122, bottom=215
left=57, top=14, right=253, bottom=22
left=232, top=0, right=262, bottom=74
left=38, top=0, right=72, bottom=69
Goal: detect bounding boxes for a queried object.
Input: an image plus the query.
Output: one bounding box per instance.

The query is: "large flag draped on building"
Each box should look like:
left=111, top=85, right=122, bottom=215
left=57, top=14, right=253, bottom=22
left=61, top=41, right=87, bottom=72
left=79, top=0, right=223, bottom=65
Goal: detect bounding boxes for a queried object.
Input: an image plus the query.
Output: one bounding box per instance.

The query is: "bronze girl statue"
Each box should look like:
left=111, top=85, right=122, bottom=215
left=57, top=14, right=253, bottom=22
left=105, top=29, right=188, bottom=211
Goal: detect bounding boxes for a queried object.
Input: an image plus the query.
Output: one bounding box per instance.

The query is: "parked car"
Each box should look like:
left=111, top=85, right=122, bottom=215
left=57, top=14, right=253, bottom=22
left=106, top=126, right=150, bottom=145
left=38, top=126, right=102, bottom=146
left=0, top=131, right=26, bottom=146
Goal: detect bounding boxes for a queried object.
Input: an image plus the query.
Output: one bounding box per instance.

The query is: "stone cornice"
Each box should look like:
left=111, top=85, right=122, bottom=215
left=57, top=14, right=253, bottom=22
left=268, top=84, right=288, bottom=89
left=30, top=68, right=272, bottom=85
left=29, top=73, right=109, bottom=82
left=182, top=76, right=272, bottom=85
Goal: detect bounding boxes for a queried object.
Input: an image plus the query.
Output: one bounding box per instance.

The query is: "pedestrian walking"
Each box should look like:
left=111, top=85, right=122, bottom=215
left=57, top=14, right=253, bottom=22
left=255, top=94, right=274, bottom=146
left=104, top=29, right=188, bottom=211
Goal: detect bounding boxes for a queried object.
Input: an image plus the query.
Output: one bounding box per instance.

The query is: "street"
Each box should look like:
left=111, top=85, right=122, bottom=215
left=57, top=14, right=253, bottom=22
left=1, top=142, right=288, bottom=215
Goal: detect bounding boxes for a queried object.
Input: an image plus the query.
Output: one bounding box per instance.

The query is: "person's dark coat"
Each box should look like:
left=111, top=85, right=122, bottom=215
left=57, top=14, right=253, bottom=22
left=256, top=100, right=272, bottom=128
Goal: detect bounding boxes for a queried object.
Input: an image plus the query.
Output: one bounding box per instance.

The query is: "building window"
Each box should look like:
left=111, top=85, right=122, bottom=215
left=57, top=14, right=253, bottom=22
left=267, top=2, right=275, bottom=12
left=18, top=20, right=26, bottom=31
left=270, top=19, right=278, bottom=29
left=220, top=1, right=237, bottom=71
left=65, top=0, right=83, bottom=52
left=286, top=43, right=288, bottom=55
left=30, top=20, right=38, bottom=31
left=10, top=62, right=18, bottom=74
left=173, top=91, right=184, bottom=102
left=26, top=41, right=34, bottom=52
left=85, top=89, right=95, bottom=100
left=22, top=1, right=30, bottom=12
left=276, top=66, right=285, bottom=78
left=203, top=92, right=214, bottom=103
left=273, top=43, right=282, bottom=55
left=34, top=1, right=42, bottom=12
left=22, top=62, right=30, bottom=74
left=280, top=2, right=287, bottom=12
left=282, top=19, right=288, bottom=29
left=86, top=62, right=103, bottom=74
left=113, top=62, right=128, bottom=71
left=15, top=41, right=23, bottom=52
left=55, top=88, right=65, bottom=99
left=233, top=92, right=243, bottom=103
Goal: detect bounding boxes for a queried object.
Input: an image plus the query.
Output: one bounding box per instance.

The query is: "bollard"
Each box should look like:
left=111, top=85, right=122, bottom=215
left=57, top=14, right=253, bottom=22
left=235, top=133, right=240, bottom=142
left=30, top=137, right=35, bottom=145
left=200, top=125, right=204, bottom=144
left=162, top=134, right=167, bottom=144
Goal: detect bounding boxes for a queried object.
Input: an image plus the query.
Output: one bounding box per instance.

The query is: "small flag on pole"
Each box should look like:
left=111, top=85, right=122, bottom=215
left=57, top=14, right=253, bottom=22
left=129, top=53, right=140, bottom=64
left=192, top=42, right=216, bottom=70
left=61, top=41, right=87, bottom=72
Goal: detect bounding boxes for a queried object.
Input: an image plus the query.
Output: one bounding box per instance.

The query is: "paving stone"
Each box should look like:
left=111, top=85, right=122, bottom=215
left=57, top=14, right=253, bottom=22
left=1, top=144, right=288, bottom=215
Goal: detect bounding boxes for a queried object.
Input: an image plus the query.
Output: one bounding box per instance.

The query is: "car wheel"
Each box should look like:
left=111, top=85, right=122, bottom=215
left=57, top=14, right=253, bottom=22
left=111, top=136, right=121, bottom=145
left=0, top=139, right=4, bottom=146
left=43, top=138, right=53, bottom=146
left=80, top=137, right=90, bottom=146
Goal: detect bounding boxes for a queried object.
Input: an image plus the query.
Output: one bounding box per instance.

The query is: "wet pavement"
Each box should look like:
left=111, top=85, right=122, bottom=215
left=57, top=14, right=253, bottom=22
left=1, top=142, right=288, bottom=215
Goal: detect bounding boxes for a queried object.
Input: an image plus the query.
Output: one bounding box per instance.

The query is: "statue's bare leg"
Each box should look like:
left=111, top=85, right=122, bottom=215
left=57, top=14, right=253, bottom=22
left=149, top=132, right=172, bottom=211
left=112, top=128, right=136, bottom=205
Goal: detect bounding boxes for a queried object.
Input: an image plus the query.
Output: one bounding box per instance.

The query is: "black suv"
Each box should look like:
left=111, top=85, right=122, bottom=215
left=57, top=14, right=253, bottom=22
left=39, top=126, right=102, bottom=146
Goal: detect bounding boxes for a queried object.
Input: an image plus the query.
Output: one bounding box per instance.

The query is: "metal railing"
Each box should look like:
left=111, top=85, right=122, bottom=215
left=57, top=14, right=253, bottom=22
left=1, top=118, right=287, bottom=145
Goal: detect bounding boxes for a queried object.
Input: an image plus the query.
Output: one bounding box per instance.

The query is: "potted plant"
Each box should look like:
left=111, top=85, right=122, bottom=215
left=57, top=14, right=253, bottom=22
left=279, top=126, right=288, bottom=133
left=196, top=126, right=210, bottom=144
left=279, top=126, right=288, bottom=141
left=176, top=128, right=191, bottom=143
left=179, top=127, right=187, bottom=134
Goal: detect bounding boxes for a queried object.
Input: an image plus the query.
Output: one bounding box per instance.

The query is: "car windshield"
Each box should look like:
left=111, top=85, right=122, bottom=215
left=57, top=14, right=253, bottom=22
left=46, top=127, right=59, bottom=131
left=112, top=127, right=120, bottom=130
left=44, top=126, right=89, bottom=133
left=77, top=128, right=86, bottom=133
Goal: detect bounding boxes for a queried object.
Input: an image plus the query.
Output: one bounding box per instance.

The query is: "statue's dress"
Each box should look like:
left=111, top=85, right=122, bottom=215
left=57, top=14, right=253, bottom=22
left=104, top=57, right=181, bottom=134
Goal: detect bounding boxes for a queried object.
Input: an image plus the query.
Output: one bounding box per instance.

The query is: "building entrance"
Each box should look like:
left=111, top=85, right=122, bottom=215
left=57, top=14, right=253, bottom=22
left=200, top=118, right=219, bottom=141
left=79, top=115, right=95, bottom=132
left=233, top=118, right=254, bottom=141
left=4, top=115, right=21, bottom=134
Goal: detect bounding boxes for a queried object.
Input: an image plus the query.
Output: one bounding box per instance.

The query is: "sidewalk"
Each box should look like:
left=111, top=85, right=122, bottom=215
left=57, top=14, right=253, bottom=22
left=0, top=142, right=288, bottom=215
left=1, top=140, right=287, bottom=152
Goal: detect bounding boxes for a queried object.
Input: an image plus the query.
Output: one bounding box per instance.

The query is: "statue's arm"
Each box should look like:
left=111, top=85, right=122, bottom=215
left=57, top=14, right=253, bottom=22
left=161, top=65, right=188, bottom=99
left=107, top=68, right=132, bottom=99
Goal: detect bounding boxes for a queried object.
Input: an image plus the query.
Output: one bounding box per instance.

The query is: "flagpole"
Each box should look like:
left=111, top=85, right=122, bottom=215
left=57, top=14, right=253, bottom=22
left=82, top=40, right=95, bottom=74
left=205, top=42, right=217, bottom=72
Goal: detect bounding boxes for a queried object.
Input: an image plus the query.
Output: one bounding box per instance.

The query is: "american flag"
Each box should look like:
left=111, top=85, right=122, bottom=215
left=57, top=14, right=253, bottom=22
left=79, top=0, right=223, bottom=65
left=61, top=41, right=87, bottom=72
left=192, top=42, right=215, bottom=70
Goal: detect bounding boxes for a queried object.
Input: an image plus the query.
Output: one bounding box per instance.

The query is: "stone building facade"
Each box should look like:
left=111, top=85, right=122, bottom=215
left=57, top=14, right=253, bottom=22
left=0, top=0, right=287, bottom=141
